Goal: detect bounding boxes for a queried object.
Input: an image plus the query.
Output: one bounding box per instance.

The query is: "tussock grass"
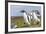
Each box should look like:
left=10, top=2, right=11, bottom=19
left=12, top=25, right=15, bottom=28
left=11, top=16, right=41, bottom=28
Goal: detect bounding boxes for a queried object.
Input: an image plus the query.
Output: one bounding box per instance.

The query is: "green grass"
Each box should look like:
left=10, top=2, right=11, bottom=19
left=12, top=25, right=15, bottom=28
left=11, top=16, right=41, bottom=28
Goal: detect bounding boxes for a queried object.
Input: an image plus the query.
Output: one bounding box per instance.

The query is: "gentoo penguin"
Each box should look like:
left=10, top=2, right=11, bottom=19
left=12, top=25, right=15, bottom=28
left=20, top=10, right=30, bottom=24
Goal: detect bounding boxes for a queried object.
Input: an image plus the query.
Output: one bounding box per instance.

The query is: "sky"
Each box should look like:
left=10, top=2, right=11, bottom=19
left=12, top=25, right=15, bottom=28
left=10, top=5, right=41, bottom=16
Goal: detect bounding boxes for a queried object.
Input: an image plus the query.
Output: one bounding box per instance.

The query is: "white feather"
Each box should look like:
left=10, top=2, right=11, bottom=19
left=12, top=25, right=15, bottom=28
left=33, top=12, right=40, bottom=22
left=24, top=13, right=30, bottom=24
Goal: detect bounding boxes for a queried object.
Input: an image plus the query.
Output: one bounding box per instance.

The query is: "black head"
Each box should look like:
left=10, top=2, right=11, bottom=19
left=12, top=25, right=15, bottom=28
left=32, top=10, right=40, bottom=15
left=20, top=10, right=26, bottom=13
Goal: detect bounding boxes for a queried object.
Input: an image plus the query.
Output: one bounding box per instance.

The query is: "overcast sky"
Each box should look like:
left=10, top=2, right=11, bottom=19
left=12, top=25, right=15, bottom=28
left=10, top=5, right=41, bottom=16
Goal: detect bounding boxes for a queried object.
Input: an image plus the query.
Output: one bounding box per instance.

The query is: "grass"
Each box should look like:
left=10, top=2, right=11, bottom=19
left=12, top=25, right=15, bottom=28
left=11, top=16, right=41, bottom=28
